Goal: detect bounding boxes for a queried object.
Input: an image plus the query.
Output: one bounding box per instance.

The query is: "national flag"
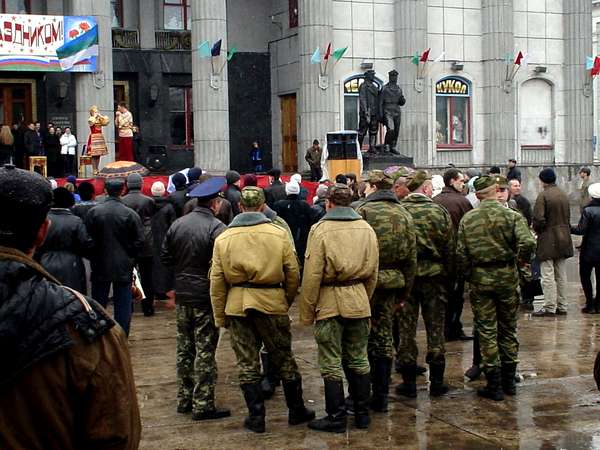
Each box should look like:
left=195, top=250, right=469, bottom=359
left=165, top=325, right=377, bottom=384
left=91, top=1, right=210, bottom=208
left=514, top=51, right=524, bottom=65
left=324, top=43, right=332, bottom=60
left=332, top=46, right=347, bottom=61
left=310, top=47, right=321, bottom=64
left=56, top=25, right=98, bottom=71
left=586, top=56, right=595, bottom=71
left=420, top=48, right=430, bottom=62
left=211, top=39, right=222, bottom=57
left=592, top=57, right=600, bottom=76
left=411, top=52, right=420, bottom=65
left=227, top=46, right=237, bottom=61
left=197, top=40, right=211, bottom=58
left=433, top=51, right=445, bottom=63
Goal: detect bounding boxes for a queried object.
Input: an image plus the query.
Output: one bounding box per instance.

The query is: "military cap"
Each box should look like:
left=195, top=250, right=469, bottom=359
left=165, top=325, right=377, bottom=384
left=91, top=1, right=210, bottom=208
left=188, top=176, right=226, bottom=200
left=406, top=169, right=431, bottom=192
left=240, top=186, right=266, bottom=207
left=389, top=69, right=398, bottom=77
left=473, top=175, right=497, bottom=192
left=326, top=183, right=353, bottom=206
left=494, top=175, right=509, bottom=188
left=365, top=170, right=394, bottom=189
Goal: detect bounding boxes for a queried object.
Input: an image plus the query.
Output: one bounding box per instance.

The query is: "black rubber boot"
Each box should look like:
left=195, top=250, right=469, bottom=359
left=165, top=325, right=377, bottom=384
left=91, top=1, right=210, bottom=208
left=594, top=297, right=600, bottom=314
left=416, top=365, right=427, bottom=376
left=343, top=361, right=355, bottom=415
left=260, top=351, right=279, bottom=400
left=351, top=372, right=371, bottom=429
left=282, top=379, right=316, bottom=425
left=240, top=383, right=266, bottom=433
left=477, top=369, right=504, bottom=401
left=582, top=298, right=595, bottom=314
left=369, top=357, right=391, bottom=412
left=192, top=408, right=231, bottom=421
left=465, top=364, right=482, bottom=381
left=501, top=363, right=517, bottom=396
left=308, top=379, right=347, bottom=433
left=395, top=364, right=417, bottom=398
left=429, top=361, right=449, bottom=397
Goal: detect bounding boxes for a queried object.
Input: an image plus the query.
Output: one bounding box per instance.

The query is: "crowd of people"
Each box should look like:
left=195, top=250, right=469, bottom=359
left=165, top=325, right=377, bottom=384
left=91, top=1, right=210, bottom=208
left=0, top=156, right=598, bottom=447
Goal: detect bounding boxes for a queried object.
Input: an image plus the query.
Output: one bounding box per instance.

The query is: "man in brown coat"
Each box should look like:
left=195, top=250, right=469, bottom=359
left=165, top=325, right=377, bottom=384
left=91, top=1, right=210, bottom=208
left=532, top=168, right=574, bottom=316
left=0, top=165, right=141, bottom=450
left=300, top=183, right=379, bottom=433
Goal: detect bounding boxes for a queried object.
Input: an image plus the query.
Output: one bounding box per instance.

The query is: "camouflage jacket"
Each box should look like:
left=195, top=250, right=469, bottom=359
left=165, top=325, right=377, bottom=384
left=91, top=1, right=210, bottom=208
left=356, top=189, right=417, bottom=298
left=457, top=199, right=536, bottom=287
left=401, top=193, right=454, bottom=278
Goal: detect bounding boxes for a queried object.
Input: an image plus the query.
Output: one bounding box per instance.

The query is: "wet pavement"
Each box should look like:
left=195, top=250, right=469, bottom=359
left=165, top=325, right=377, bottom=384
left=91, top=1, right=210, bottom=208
left=129, top=257, right=600, bottom=450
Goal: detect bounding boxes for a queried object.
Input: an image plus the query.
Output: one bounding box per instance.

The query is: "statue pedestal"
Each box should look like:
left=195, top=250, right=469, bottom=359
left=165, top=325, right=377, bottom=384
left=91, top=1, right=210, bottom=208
left=363, top=151, right=414, bottom=171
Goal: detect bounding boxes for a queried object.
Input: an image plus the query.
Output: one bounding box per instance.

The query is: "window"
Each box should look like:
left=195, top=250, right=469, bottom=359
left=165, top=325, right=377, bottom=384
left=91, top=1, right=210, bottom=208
left=343, top=75, right=381, bottom=132
left=436, top=76, right=471, bottom=148
left=111, top=0, right=123, bottom=28
left=1, top=0, right=29, bottom=13
left=164, top=0, right=191, bottom=30
left=289, top=0, right=298, bottom=28
left=169, top=87, right=193, bottom=147
left=519, top=79, right=553, bottom=148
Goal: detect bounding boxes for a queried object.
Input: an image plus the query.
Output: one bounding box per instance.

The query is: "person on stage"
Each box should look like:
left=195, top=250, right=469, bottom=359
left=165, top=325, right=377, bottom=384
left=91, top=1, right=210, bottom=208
left=116, top=102, right=134, bottom=161
left=86, top=105, right=109, bottom=175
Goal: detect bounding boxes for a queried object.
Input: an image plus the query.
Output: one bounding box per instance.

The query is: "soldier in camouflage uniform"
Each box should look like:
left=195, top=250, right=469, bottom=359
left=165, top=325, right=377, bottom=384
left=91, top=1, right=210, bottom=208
left=160, top=177, right=231, bottom=421
left=457, top=176, right=536, bottom=401
left=210, top=187, right=314, bottom=433
left=396, top=170, right=455, bottom=397
left=355, top=170, right=417, bottom=412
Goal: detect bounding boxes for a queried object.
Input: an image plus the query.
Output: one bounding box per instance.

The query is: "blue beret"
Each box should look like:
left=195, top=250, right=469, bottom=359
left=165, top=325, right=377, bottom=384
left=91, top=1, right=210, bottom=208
left=188, top=176, right=226, bottom=200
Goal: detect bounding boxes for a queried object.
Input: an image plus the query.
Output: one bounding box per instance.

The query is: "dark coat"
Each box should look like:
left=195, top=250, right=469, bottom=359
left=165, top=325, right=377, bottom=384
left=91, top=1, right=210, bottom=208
left=85, top=197, right=145, bottom=283
left=571, top=198, right=600, bottom=263
left=512, top=194, right=533, bottom=226
left=161, top=206, right=227, bottom=307
left=44, top=133, right=61, bottom=176
left=168, top=188, right=188, bottom=218
left=24, top=129, right=44, bottom=156
left=36, top=209, right=93, bottom=294
left=312, top=198, right=327, bottom=220
left=273, top=195, right=318, bottom=264
left=225, top=184, right=241, bottom=216
left=151, top=197, right=176, bottom=294
left=0, top=248, right=141, bottom=450
left=507, top=167, right=522, bottom=182
left=433, top=186, right=472, bottom=230
left=533, top=184, right=574, bottom=261
left=264, top=180, right=287, bottom=208
left=71, top=200, right=98, bottom=222
left=122, top=189, right=156, bottom=258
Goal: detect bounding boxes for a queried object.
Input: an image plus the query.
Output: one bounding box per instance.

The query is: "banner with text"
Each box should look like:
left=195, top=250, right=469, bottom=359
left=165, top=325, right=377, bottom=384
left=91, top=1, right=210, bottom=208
left=0, top=14, right=98, bottom=72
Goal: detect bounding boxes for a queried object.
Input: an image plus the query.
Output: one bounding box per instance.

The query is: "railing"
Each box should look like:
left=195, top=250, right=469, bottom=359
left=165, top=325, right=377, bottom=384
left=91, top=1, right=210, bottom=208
left=112, top=28, right=140, bottom=49
left=155, top=30, right=191, bottom=50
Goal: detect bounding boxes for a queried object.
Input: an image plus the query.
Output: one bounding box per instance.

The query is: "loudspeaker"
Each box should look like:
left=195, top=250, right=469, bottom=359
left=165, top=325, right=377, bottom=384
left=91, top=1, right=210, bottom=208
left=326, top=131, right=358, bottom=160
left=146, top=145, right=168, bottom=171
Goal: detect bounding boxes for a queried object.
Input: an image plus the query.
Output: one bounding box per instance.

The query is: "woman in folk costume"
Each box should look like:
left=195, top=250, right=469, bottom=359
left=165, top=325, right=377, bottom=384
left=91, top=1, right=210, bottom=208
left=86, top=105, right=109, bottom=175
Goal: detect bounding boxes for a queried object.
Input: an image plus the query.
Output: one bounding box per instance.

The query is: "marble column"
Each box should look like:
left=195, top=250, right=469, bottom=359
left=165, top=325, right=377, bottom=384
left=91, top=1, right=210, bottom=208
left=394, top=0, right=429, bottom=166
left=191, top=0, right=229, bottom=172
left=139, top=0, right=156, bottom=50
left=298, top=0, right=335, bottom=171
left=481, top=0, right=515, bottom=165
left=70, top=0, right=115, bottom=165
left=562, top=0, right=593, bottom=164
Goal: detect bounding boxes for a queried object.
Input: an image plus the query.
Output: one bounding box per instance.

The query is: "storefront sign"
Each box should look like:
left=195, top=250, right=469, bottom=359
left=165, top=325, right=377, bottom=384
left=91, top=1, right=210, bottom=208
left=0, top=14, right=97, bottom=72
left=436, top=77, right=470, bottom=97
left=343, top=76, right=381, bottom=94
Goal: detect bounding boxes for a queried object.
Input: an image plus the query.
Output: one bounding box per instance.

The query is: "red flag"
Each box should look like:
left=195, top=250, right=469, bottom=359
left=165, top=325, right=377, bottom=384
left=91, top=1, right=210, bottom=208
left=324, top=42, right=332, bottom=60
left=592, top=57, right=600, bottom=76
left=514, top=51, right=523, bottom=65
left=420, top=48, right=431, bottom=62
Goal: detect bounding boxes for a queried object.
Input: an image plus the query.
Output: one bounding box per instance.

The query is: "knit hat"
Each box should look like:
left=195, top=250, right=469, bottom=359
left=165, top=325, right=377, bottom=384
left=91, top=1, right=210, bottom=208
left=589, top=183, right=600, bottom=199
left=240, top=186, right=266, bottom=207
left=242, top=173, right=258, bottom=187
left=151, top=181, right=166, bottom=197
left=406, top=169, right=431, bottom=192
left=48, top=178, right=58, bottom=190
left=126, top=173, right=143, bottom=190
left=187, top=167, right=203, bottom=184
left=316, top=184, right=329, bottom=199
left=226, top=170, right=241, bottom=185
left=291, top=173, right=302, bottom=184
left=285, top=181, right=300, bottom=196
left=66, top=175, right=77, bottom=185
left=538, top=168, right=556, bottom=184
left=172, top=172, right=187, bottom=189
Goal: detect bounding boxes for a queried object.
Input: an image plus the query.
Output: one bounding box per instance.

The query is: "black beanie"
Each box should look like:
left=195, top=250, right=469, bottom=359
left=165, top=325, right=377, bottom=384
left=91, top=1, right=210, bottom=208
left=538, top=168, right=556, bottom=184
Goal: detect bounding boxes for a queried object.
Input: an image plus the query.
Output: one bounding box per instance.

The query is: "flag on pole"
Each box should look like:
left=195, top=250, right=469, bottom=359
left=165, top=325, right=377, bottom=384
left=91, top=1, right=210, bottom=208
left=433, top=51, right=445, bottom=63
left=324, top=43, right=332, bottom=60
left=197, top=40, right=211, bottom=58
left=310, top=47, right=321, bottom=64
left=521, top=53, right=530, bottom=72
left=514, top=51, right=524, bottom=65
left=411, top=52, right=420, bottom=65
left=332, top=46, right=348, bottom=61
left=211, top=39, right=222, bottom=57
left=227, top=47, right=237, bottom=61
left=420, top=48, right=431, bottom=62
left=592, top=57, right=600, bottom=77
left=586, top=56, right=595, bottom=71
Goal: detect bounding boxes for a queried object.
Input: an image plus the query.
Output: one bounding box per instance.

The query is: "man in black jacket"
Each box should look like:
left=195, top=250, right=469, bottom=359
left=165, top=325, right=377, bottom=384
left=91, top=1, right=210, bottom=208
left=0, top=165, right=141, bottom=449
left=161, top=176, right=231, bottom=421
left=506, top=159, right=522, bottom=183
left=508, top=179, right=532, bottom=226
left=85, top=178, right=145, bottom=335
left=264, top=168, right=287, bottom=208
left=169, top=172, right=188, bottom=217
left=122, top=173, right=156, bottom=316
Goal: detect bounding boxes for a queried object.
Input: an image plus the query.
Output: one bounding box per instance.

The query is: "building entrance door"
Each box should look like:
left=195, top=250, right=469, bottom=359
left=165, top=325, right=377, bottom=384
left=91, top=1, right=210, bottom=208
left=281, top=94, right=297, bottom=173
left=0, top=83, right=32, bottom=126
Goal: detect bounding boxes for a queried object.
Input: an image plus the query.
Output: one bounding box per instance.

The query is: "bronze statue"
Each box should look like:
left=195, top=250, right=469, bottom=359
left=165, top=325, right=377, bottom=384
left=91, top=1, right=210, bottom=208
left=358, top=70, right=379, bottom=153
left=379, top=69, right=406, bottom=155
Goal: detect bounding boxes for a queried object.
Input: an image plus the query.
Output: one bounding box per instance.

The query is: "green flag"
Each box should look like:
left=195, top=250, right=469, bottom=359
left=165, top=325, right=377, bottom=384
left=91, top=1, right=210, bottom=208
left=411, top=52, right=420, bottom=65
left=332, top=46, right=348, bottom=61
left=227, top=46, right=237, bottom=61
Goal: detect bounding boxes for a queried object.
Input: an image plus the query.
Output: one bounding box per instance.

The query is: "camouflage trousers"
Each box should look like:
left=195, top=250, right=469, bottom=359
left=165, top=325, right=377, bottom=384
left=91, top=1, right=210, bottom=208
left=396, top=276, right=446, bottom=365
left=315, top=316, right=371, bottom=381
left=368, top=290, right=398, bottom=360
left=176, top=305, right=219, bottom=413
left=228, top=310, right=301, bottom=384
left=469, top=283, right=520, bottom=371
